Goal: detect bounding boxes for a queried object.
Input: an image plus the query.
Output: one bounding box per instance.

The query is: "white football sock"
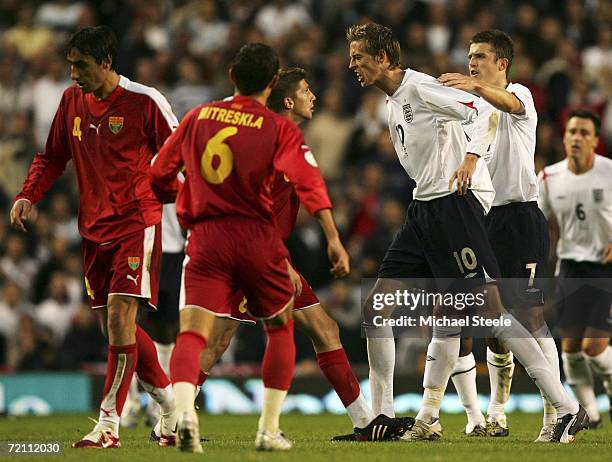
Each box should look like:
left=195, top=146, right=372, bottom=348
left=533, top=325, right=560, bottom=426
left=365, top=326, right=395, bottom=417
left=563, top=351, right=600, bottom=421
left=585, top=346, right=612, bottom=396
left=173, top=381, right=196, bottom=417
left=451, top=353, right=484, bottom=426
left=491, top=315, right=578, bottom=416
left=346, top=392, right=376, bottom=429
left=416, top=335, right=460, bottom=423
left=486, top=348, right=514, bottom=418
left=258, top=387, right=288, bottom=435
left=138, top=378, right=175, bottom=415
left=154, top=342, right=174, bottom=377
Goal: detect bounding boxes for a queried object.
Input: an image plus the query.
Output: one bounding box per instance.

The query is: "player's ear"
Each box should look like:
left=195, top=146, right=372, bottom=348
left=102, top=54, right=113, bottom=71
left=498, top=57, right=509, bottom=73
left=229, top=68, right=236, bottom=86
left=283, top=97, right=294, bottom=110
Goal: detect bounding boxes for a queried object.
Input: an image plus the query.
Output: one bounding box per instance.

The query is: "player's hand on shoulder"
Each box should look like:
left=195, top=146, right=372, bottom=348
left=438, top=73, right=477, bottom=92
left=449, top=153, right=479, bottom=196
left=10, top=198, right=35, bottom=232
left=603, top=243, right=612, bottom=264
left=328, top=238, right=350, bottom=278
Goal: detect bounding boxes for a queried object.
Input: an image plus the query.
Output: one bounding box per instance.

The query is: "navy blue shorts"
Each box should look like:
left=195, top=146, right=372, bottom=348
left=486, top=201, right=549, bottom=309
left=378, top=191, right=500, bottom=292
left=554, top=260, right=612, bottom=336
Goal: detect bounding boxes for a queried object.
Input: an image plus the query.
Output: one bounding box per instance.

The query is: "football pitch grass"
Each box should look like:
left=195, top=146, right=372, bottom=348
left=1, top=412, right=610, bottom=461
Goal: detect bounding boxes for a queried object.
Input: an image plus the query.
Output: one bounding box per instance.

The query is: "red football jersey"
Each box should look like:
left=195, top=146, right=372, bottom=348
left=149, top=95, right=331, bottom=229
left=16, top=76, right=178, bottom=243
left=270, top=171, right=300, bottom=241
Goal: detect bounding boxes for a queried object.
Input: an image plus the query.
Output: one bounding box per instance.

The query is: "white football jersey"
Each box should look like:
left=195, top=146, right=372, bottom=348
left=387, top=69, right=495, bottom=212
left=538, top=155, right=612, bottom=262
left=477, top=83, right=539, bottom=206
left=162, top=203, right=185, bottom=253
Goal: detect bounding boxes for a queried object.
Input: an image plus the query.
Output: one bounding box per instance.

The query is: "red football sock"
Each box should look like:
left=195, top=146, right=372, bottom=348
left=198, top=371, right=209, bottom=386
left=100, top=343, right=138, bottom=417
left=135, top=325, right=170, bottom=388
left=170, top=331, right=208, bottom=385
left=317, top=348, right=361, bottom=407
left=262, top=319, right=295, bottom=391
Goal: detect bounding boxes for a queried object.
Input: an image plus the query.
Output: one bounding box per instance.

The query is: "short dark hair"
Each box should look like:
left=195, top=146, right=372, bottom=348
left=230, top=43, right=279, bottom=96
left=567, top=109, right=601, bottom=135
left=470, top=29, right=514, bottom=77
left=346, top=23, right=401, bottom=69
left=267, top=67, right=307, bottom=113
left=66, top=26, right=118, bottom=70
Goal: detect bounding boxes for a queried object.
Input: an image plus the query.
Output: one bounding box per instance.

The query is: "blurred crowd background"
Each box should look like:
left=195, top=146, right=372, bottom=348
left=0, top=0, right=610, bottom=374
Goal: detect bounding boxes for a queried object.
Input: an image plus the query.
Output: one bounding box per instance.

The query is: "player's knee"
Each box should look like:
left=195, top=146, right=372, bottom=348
left=582, top=340, right=607, bottom=357
left=459, top=337, right=473, bottom=356
left=561, top=337, right=582, bottom=353
left=486, top=337, right=509, bottom=354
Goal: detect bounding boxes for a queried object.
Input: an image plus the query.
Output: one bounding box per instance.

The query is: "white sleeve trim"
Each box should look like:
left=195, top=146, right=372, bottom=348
left=119, top=75, right=179, bottom=131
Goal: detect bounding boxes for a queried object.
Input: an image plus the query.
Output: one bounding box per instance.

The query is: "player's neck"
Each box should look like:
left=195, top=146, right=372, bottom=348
left=568, top=154, right=595, bottom=174
left=376, top=68, right=405, bottom=96
left=93, top=72, right=120, bottom=100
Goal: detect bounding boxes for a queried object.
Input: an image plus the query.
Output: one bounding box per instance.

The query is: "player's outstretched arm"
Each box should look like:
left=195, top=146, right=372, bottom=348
left=438, top=73, right=524, bottom=115
left=315, top=209, right=350, bottom=278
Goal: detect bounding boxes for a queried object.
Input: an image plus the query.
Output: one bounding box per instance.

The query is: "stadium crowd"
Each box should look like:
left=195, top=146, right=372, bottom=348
left=0, top=0, right=609, bottom=372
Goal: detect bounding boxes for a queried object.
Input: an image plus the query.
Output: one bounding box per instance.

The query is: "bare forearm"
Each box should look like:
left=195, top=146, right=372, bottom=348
left=315, top=208, right=339, bottom=242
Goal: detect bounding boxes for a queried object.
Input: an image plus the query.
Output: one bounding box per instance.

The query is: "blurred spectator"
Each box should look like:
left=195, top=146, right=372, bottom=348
left=57, top=302, right=106, bottom=369
left=0, top=281, right=34, bottom=344
left=7, top=314, right=56, bottom=370
left=0, top=58, right=27, bottom=115
left=320, top=280, right=365, bottom=362
left=303, top=86, right=354, bottom=179
left=254, top=0, right=312, bottom=42
left=171, top=0, right=229, bottom=56
left=22, top=53, right=71, bottom=149
left=3, top=4, right=54, bottom=61
left=359, top=198, right=405, bottom=278
left=47, top=192, right=79, bottom=245
left=169, top=56, right=217, bottom=119
left=0, top=233, right=38, bottom=294
left=0, top=112, right=36, bottom=198
left=34, top=270, right=79, bottom=340
left=36, top=0, right=87, bottom=32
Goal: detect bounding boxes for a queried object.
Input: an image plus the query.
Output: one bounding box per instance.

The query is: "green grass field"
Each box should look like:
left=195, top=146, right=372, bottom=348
left=1, top=412, right=611, bottom=461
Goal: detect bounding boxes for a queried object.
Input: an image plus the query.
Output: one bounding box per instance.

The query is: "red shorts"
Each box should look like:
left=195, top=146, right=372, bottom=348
left=82, top=223, right=161, bottom=309
left=180, top=218, right=294, bottom=320
left=229, top=268, right=320, bottom=324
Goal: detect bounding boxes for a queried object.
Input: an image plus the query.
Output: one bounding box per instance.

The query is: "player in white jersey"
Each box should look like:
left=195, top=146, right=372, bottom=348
left=440, top=30, right=560, bottom=441
left=538, top=109, right=612, bottom=428
left=347, top=22, right=586, bottom=443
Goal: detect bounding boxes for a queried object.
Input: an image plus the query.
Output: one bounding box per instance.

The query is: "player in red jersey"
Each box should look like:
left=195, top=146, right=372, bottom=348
left=9, top=26, right=178, bottom=449
left=195, top=68, right=412, bottom=441
left=149, top=43, right=344, bottom=453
